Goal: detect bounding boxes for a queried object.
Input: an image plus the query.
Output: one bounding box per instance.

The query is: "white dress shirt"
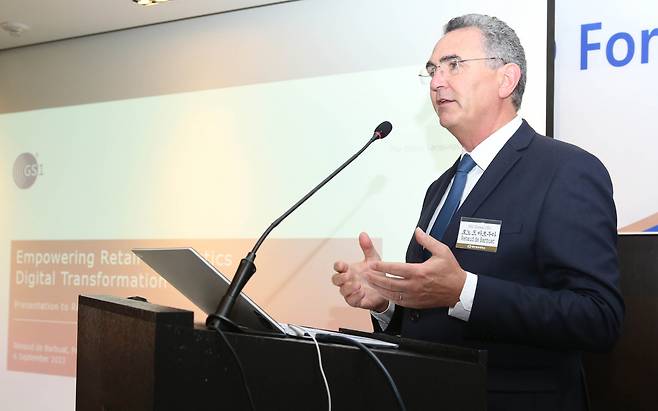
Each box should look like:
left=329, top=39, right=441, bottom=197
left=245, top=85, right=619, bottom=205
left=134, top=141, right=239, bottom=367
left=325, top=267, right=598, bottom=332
left=372, top=116, right=523, bottom=330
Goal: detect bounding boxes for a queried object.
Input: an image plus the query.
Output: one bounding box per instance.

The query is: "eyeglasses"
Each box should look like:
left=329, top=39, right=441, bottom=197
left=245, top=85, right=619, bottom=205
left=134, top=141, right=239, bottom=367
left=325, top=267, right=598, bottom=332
left=418, top=57, right=504, bottom=82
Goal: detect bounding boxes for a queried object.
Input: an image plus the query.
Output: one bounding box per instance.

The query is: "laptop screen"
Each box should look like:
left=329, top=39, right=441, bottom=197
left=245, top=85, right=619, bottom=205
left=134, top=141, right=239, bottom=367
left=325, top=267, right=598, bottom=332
left=132, top=247, right=286, bottom=335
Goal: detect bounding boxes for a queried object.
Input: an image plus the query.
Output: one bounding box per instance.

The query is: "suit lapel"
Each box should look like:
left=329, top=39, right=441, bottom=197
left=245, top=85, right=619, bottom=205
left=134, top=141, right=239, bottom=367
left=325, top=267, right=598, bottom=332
left=444, top=121, right=536, bottom=242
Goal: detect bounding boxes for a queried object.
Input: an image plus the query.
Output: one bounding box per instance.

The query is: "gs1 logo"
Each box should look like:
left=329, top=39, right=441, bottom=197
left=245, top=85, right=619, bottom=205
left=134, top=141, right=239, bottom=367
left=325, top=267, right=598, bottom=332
left=13, top=152, right=43, bottom=189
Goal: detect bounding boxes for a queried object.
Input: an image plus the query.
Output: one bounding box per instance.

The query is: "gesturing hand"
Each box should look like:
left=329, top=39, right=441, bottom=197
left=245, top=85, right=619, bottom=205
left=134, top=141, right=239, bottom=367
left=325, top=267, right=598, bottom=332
left=366, top=228, right=467, bottom=309
left=331, top=232, right=389, bottom=313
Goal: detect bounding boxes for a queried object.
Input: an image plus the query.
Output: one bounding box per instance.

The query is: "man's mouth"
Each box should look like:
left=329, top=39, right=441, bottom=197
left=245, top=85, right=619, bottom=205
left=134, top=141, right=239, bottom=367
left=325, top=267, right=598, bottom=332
left=437, top=98, right=455, bottom=106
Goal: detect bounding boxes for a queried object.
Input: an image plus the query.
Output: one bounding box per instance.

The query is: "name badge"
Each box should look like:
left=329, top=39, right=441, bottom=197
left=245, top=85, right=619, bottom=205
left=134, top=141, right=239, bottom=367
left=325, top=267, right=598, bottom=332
left=456, top=217, right=502, bottom=253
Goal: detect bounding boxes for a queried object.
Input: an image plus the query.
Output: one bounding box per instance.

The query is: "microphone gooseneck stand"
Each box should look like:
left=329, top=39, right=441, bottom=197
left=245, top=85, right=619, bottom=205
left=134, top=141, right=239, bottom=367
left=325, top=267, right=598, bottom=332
left=206, top=122, right=392, bottom=331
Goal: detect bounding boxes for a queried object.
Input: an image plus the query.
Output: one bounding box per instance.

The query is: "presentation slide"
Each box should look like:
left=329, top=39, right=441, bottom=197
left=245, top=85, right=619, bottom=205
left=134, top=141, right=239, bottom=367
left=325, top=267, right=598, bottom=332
left=0, top=1, right=547, bottom=409
left=555, top=0, right=658, bottom=231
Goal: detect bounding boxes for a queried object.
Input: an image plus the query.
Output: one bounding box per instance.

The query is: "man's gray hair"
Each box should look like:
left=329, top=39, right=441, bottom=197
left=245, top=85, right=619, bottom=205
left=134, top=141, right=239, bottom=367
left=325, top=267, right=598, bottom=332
left=445, top=14, right=527, bottom=110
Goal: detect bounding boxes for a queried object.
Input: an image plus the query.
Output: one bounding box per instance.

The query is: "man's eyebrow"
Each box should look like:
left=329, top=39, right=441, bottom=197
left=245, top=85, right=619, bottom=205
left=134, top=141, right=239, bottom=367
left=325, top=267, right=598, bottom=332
left=426, top=54, right=460, bottom=67
left=438, top=54, right=460, bottom=63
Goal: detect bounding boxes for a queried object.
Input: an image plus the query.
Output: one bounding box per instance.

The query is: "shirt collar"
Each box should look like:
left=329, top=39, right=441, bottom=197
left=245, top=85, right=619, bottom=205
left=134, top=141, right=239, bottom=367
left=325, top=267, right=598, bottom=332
left=462, top=116, right=523, bottom=171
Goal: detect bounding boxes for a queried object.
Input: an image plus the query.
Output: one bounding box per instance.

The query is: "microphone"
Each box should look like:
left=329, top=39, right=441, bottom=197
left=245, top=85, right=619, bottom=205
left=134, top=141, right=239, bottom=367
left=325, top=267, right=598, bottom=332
left=206, top=121, right=393, bottom=331
left=374, top=121, right=392, bottom=140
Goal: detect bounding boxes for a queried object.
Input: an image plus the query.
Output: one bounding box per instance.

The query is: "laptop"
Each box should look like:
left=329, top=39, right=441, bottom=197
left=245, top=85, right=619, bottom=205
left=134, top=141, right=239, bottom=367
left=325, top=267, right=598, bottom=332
left=132, top=247, right=287, bottom=334
left=132, top=247, right=397, bottom=348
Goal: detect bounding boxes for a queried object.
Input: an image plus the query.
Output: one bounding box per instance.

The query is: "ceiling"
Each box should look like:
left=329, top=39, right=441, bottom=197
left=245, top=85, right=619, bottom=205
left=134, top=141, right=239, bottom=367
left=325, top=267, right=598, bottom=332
left=0, top=0, right=290, bottom=51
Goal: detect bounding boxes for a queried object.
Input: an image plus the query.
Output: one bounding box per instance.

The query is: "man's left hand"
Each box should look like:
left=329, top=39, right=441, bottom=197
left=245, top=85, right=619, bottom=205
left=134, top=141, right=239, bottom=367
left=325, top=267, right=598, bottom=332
left=367, top=227, right=467, bottom=309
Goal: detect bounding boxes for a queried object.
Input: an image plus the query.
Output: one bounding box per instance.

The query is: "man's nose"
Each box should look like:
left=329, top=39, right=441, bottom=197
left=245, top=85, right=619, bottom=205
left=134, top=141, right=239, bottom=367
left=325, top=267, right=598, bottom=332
left=430, top=69, right=447, bottom=90
left=430, top=69, right=446, bottom=90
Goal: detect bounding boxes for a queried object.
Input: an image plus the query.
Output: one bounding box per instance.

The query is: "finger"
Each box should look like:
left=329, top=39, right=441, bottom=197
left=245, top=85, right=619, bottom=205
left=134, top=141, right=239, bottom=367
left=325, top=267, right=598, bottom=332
left=331, top=271, right=349, bottom=287
left=333, top=260, right=348, bottom=273
left=363, top=281, right=409, bottom=309
left=366, top=270, right=406, bottom=292
left=340, top=281, right=360, bottom=298
left=343, top=282, right=362, bottom=299
left=359, top=232, right=381, bottom=262
left=369, top=260, right=415, bottom=278
left=414, top=227, right=448, bottom=256
left=345, top=288, right=366, bottom=307
left=367, top=280, right=398, bottom=302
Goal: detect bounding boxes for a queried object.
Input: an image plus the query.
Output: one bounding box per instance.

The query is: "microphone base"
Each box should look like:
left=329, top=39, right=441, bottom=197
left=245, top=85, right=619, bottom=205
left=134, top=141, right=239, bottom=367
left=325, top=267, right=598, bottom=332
left=205, top=313, right=243, bottom=333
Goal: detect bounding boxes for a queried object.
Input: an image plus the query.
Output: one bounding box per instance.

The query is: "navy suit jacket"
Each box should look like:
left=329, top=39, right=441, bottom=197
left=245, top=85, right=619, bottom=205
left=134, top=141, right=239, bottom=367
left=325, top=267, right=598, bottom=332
left=379, top=121, right=624, bottom=411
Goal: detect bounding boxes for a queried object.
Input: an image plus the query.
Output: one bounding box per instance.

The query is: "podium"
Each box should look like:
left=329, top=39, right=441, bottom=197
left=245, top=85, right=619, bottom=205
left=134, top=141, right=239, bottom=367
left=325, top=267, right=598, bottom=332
left=583, top=234, right=658, bottom=410
left=75, top=295, right=487, bottom=411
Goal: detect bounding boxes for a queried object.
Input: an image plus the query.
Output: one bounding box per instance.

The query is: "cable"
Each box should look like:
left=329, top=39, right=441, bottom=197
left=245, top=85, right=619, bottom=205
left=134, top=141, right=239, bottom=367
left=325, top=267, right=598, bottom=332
left=296, top=326, right=332, bottom=411
left=315, top=333, right=407, bottom=411
left=211, top=325, right=256, bottom=411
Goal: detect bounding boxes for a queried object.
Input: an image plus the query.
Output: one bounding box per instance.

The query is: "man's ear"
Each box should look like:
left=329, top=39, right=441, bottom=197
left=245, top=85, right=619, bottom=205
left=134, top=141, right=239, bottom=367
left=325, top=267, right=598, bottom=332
left=498, top=63, right=521, bottom=100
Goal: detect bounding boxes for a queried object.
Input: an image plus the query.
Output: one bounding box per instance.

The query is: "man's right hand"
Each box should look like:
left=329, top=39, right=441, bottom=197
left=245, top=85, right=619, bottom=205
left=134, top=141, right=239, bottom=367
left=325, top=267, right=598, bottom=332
left=331, top=232, right=389, bottom=313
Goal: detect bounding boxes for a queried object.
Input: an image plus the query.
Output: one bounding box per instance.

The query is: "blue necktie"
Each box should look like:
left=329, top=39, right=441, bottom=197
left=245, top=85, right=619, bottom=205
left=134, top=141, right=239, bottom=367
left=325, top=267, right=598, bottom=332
left=429, top=154, right=477, bottom=241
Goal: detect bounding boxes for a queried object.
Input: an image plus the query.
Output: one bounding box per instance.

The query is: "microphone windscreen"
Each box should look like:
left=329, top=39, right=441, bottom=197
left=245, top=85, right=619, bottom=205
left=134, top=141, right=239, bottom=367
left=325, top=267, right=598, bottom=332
left=374, top=121, right=393, bottom=139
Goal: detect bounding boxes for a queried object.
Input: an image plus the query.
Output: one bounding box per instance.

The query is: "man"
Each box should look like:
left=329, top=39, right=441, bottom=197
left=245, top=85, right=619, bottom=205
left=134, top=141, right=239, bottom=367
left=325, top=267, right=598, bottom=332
left=331, top=14, right=624, bottom=411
